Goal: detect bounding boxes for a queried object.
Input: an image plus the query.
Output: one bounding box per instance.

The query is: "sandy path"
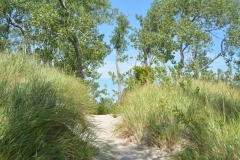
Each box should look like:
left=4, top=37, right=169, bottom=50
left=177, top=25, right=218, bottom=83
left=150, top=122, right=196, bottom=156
left=89, top=115, right=179, bottom=160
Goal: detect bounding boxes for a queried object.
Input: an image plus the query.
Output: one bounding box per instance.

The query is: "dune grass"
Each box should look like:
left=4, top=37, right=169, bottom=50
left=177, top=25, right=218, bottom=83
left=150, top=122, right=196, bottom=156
left=0, top=53, right=96, bottom=159
left=116, top=80, right=240, bottom=159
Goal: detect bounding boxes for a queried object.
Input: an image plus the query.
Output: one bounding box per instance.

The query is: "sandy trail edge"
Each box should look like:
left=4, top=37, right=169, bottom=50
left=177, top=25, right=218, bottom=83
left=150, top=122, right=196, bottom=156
left=88, top=114, right=180, bottom=160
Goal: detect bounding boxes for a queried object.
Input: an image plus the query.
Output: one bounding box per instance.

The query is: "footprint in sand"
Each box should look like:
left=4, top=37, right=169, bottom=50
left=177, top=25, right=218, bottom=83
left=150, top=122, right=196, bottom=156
left=89, top=114, right=180, bottom=160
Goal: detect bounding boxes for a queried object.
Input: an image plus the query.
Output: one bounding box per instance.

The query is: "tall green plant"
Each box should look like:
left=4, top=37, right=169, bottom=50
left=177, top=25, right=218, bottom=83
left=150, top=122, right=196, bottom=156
left=110, top=13, right=131, bottom=101
left=0, top=53, right=97, bottom=159
left=115, top=79, right=240, bottom=159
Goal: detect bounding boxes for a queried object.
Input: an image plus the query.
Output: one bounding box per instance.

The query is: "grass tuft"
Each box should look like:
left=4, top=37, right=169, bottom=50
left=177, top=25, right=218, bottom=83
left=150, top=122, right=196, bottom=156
left=0, top=53, right=96, bottom=159
left=116, top=80, right=240, bottom=159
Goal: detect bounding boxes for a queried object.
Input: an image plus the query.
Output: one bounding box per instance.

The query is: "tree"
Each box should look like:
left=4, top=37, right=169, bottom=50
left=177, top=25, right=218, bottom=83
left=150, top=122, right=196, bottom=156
left=0, top=0, right=31, bottom=53
left=139, top=0, right=240, bottom=78
left=0, top=0, right=117, bottom=102
left=110, top=13, right=130, bottom=101
left=0, top=0, right=114, bottom=80
left=130, top=15, right=175, bottom=67
left=31, top=0, right=114, bottom=79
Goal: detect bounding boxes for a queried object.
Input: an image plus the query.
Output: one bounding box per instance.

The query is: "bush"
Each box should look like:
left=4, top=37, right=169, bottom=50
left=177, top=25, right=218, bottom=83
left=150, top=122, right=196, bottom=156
left=95, top=97, right=114, bottom=115
left=133, top=66, right=156, bottom=85
left=123, top=66, right=156, bottom=92
left=0, top=53, right=96, bottom=159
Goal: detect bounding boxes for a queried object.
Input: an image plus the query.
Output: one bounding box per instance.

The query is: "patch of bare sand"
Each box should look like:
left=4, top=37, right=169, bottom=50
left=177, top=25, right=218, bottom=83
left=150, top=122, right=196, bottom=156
left=88, top=114, right=180, bottom=160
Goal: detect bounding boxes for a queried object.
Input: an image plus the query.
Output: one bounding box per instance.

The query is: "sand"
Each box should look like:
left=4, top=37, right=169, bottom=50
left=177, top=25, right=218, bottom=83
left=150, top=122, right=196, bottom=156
left=88, top=114, right=180, bottom=160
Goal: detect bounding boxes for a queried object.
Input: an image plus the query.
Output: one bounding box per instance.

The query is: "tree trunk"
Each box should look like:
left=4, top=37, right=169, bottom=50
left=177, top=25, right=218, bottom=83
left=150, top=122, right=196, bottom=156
left=199, top=39, right=225, bottom=72
left=143, top=50, right=148, bottom=67
left=194, top=70, right=200, bottom=79
left=58, top=0, right=84, bottom=79
left=115, top=49, right=121, bottom=101
left=2, top=18, right=10, bottom=51
left=193, top=47, right=199, bottom=79
left=177, top=45, right=186, bottom=79
left=68, top=35, right=84, bottom=79
left=180, top=45, right=185, bottom=65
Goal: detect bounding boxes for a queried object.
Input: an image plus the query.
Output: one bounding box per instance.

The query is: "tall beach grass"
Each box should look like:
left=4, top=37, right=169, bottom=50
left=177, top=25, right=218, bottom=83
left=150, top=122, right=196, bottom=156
left=116, top=80, right=240, bottom=159
left=0, top=53, right=96, bottom=159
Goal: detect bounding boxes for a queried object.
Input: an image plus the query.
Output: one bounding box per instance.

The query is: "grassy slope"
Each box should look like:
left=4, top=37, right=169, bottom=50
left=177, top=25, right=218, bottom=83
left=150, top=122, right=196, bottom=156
left=0, top=53, right=96, bottom=159
left=116, top=80, right=240, bottom=159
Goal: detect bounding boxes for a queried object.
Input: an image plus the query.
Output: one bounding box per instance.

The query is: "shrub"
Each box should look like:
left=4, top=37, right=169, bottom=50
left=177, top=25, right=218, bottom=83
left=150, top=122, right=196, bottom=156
left=95, top=97, right=114, bottom=115
left=133, top=66, right=156, bottom=85
left=123, top=66, right=156, bottom=92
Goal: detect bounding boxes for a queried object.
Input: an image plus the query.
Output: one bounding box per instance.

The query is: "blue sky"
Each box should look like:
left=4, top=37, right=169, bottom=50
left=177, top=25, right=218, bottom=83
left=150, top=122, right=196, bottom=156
left=96, top=0, right=228, bottom=98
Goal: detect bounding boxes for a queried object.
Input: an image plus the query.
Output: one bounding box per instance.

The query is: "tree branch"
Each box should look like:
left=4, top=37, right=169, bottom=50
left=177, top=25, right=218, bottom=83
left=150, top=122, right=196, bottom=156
left=58, top=0, right=85, bottom=79
left=58, top=0, right=67, bottom=9
left=180, top=43, right=189, bottom=61
left=68, top=36, right=84, bottom=79
left=191, top=14, right=198, bottom=22
left=204, top=27, right=221, bottom=33
left=2, top=17, right=11, bottom=49
left=6, top=14, right=25, bottom=35
left=182, top=44, right=189, bottom=52
left=209, top=31, right=222, bottom=40
left=199, top=39, right=225, bottom=71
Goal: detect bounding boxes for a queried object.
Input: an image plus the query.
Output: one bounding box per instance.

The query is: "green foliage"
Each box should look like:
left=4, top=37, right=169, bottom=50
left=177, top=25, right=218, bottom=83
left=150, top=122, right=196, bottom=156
left=155, top=65, right=172, bottom=84
left=110, top=13, right=130, bottom=54
left=133, top=66, right=156, bottom=84
left=121, top=66, right=156, bottom=93
left=136, top=0, right=240, bottom=73
left=0, top=0, right=115, bottom=93
left=122, top=70, right=141, bottom=92
left=95, top=97, right=114, bottom=115
left=185, top=50, right=212, bottom=79
left=130, top=14, right=175, bottom=67
left=0, top=53, right=97, bottom=159
left=234, top=54, right=240, bottom=84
